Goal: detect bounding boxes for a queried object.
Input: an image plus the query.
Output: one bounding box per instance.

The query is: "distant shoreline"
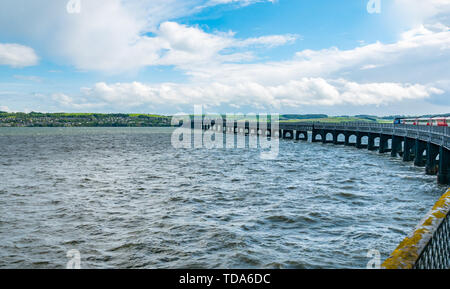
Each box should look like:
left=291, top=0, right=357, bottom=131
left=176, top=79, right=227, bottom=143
left=0, top=112, right=172, bottom=128
left=0, top=112, right=397, bottom=127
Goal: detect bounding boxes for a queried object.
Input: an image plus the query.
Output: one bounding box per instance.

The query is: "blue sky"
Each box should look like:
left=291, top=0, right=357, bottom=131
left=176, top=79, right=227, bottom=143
left=0, top=0, right=449, bottom=115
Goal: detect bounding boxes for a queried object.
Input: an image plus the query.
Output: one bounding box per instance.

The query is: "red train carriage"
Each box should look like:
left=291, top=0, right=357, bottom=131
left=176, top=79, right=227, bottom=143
left=394, top=117, right=449, bottom=126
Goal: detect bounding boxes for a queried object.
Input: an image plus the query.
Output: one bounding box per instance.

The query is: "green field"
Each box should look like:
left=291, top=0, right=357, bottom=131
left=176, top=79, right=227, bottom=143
left=0, top=112, right=172, bottom=127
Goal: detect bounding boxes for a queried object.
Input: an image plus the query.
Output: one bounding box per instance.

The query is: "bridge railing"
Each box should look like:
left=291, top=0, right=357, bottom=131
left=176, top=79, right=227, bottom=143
left=279, top=122, right=449, bottom=149
left=202, top=120, right=450, bottom=149
left=382, top=188, right=450, bottom=269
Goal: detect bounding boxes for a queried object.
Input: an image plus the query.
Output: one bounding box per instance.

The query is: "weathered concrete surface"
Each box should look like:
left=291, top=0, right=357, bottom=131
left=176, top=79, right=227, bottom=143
left=382, top=188, right=450, bottom=269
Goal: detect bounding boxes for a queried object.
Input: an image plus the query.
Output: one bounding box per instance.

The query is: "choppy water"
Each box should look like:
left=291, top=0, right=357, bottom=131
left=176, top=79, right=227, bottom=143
left=0, top=127, right=446, bottom=269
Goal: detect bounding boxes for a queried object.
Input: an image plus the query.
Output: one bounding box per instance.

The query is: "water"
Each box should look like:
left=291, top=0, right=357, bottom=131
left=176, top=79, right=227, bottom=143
left=0, top=127, right=446, bottom=269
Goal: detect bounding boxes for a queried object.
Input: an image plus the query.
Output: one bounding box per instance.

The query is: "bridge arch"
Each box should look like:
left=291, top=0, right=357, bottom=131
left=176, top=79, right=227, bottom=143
left=346, top=133, right=357, bottom=146
left=373, top=136, right=380, bottom=146
left=297, top=132, right=306, bottom=139
left=361, top=135, right=369, bottom=145
left=336, top=133, right=345, bottom=143
left=200, top=120, right=450, bottom=184
left=284, top=130, right=293, bottom=139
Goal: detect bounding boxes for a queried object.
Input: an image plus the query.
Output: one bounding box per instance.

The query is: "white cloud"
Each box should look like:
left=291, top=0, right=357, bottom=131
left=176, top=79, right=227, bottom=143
left=207, top=0, right=275, bottom=5
left=13, top=75, right=43, bottom=82
left=0, top=0, right=282, bottom=72
left=1, top=0, right=449, bottom=113
left=236, top=34, right=299, bottom=48
left=154, top=22, right=297, bottom=68
left=64, top=18, right=297, bottom=71
left=389, top=0, right=450, bottom=28
left=0, top=43, right=38, bottom=68
left=200, top=0, right=276, bottom=10
left=52, top=93, right=105, bottom=109
left=56, top=23, right=447, bottom=112
left=70, top=78, right=442, bottom=111
left=184, top=25, right=450, bottom=86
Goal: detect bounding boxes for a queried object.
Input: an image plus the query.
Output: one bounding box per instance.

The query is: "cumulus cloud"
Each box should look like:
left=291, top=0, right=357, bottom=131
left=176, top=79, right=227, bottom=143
left=207, top=0, right=275, bottom=5
left=0, top=0, right=284, bottom=72
left=236, top=34, right=299, bottom=48
left=45, top=22, right=449, bottom=112
left=179, top=25, right=450, bottom=89
left=0, top=43, right=38, bottom=68
left=52, top=21, right=446, bottom=112
left=1, top=0, right=449, bottom=113
left=67, top=78, right=442, bottom=111
left=154, top=22, right=297, bottom=68
left=52, top=93, right=105, bottom=109
left=389, top=0, right=450, bottom=28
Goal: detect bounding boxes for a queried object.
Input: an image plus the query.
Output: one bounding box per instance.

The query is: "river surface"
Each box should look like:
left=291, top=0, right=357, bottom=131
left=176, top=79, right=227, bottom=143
left=0, top=127, right=446, bottom=268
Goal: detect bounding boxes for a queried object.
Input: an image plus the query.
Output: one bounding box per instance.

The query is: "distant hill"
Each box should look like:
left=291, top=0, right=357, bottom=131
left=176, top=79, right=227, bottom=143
left=280, top=114, right=328, bottom=120
left=0, top=112, right=172, bottom=127
left=3, top=112, right=447, bottom=127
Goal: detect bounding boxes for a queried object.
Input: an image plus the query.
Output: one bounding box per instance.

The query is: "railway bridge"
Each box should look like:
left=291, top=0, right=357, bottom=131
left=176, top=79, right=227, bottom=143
left=198, top=119, right=450, bottom=269
left=202, top=120, right=450, bottom=185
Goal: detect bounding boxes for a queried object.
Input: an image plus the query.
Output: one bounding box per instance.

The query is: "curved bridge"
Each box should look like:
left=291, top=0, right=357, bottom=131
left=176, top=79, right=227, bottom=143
left=202, top=120, right=450, bottom=185
left=198, top=119, right=450, bottom=268
left=280, top=122, right=450, bottom=185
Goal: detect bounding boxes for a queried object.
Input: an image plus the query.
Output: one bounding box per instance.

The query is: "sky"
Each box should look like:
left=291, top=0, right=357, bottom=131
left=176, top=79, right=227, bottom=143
left=0, top=0, right=449, bottom=116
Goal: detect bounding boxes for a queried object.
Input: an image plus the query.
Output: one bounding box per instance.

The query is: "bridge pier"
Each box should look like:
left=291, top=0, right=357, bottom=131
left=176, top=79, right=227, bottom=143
left=202, top=120, right=449, bottom=185
left=344, top=132, right=353, bottom=146
left=333, top=132, right=339, bottom=145
left=379, top=134, right=391, bottom=154
left=414, top=140, right=427, bottom=167
left=438, top=147, right=450, bottom=184
left=356, top=133, right=362, bottom=148
left=322, top=130, right=328, bottom=144
left=403, top=137, right=415, bottom=162
left=391, top=135, right=403, bottom=157
left=425, top=142, right=439, bottom=175
left=367, top=133, right=378, bottom=151
left=319, top=130, right=325, bottom=143
left=344, top=133, right=349, bottom=146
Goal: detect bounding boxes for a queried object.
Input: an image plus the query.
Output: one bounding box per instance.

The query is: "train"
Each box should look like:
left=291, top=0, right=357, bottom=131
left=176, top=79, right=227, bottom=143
left=393, top=117, right=450, bottom=126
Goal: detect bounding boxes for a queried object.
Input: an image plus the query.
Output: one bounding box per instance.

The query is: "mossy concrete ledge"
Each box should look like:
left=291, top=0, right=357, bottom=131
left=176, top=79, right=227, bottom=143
left=382, top=188, right=450, bottom=269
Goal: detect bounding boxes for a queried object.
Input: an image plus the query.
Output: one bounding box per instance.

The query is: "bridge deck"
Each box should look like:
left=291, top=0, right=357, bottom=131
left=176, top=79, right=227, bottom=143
left=199, top=121, right=450, bottom=150
left=288, top=122, right=450, bottom=151
left=195, top=119, right=450, bottom=267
